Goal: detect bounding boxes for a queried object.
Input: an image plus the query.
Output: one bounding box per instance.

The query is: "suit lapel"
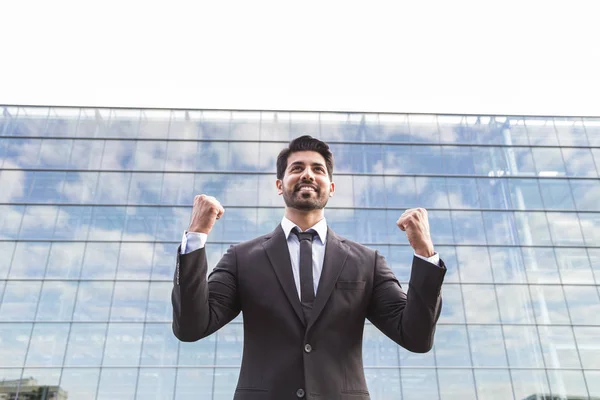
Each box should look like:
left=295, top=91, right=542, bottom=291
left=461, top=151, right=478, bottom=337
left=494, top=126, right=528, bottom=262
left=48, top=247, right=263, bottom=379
left=308, top=228, right=348, bottom=331
left=262, top=224, right=306, bottom=326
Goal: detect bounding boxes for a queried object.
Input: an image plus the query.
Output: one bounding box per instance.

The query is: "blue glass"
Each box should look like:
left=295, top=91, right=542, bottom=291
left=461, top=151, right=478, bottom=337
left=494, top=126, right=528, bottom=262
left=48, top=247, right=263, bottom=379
left=128, top=172, right=163, bottom=204
left=0, top=323, right=32, bottom=366
left=215, top=323, right=243, bottom=366
left=102, top=323, right=143, bottom=366
left=562, top=148, right=598, bottom=177
left=258, top=111, right=290, bottom=140
left=223, top=174, right=259, bottom=207
left=25, top=323, right=69, bottom=366
left=508, top=147, right=537, bottom=176
left=587, top=371, right=600, bottom=397
left=36, top=281, right=77, bottom=321
left=362, top=324, right=399, bottom=366
left=496, top=285, right=535, bottom=324
left=438, top=284, right=465, bottom=323
left=514, top=211, right=553, bottom=245
left=547, top=370, right=589, bottom=399
left=353, top=175, right=386, bottom=207
left=462, top=285, right=500, bottom=323
left=60, top=368, right=100, bottom=398
left=174, top=368, right=214, bottom=399
left=530, top=285, right=571, bottom=325
left=526, top=118, right=559, bottom=145
left=0, top=242, right=15, bottom=279
left=0, top=281, right=42, bottom=321
left=178, top=334, right=216, bottom=366
left=110, top=282, right=149, bottom=321
left=437, top=369, right=477, bottom=399
left=151, top=243, right=175, bottom=280
left=574, top=327, right=600, bottom=369
left=438, top=115, right=469, bottom=144
left=578, top=212, right=600, bottom=246
left=547, top=212, right=584, bottom=246
left=332, top=143, right=382, bottom=174
left=140, top=324, right=179, bottom=366
left=100, top=140, right=136, bottom=170
left=506, top=120, right=530, bottom=145
left=385, top=245, right=415, bottom=282
left=508, top=179, right=544, bottom=209
left=503, top=325, right=544, bottom=367
left=482, top=211, right=519, bottom=245
left=9, top=242, right=50, bottom=278
left=200, top=111, right=231, bottom=139
left=416, top=177, right=449, bottom=208
left=64, top=323, right=107, bottom=366
left=456, top=246, right=493, bottom=283
left=53, top=205, right=93, bottom=240
left=160, top=173, right=194, bottom=205
left=72, top=282, right=114, bottom=321
left=357, top=209, right=389, bottom=243
left=570, top=179, right=600, bottom=211
left=539, top=326, right=581, bottom=369
left=80, top=242, right=120, bottom=279
left=433, top=325, right=471, bottom=366
left=427, top=210, right=454, bottom=244
left=138, top=110, right=171, bottom=139
left=364, top=368, right=401, bottom=399
left=472, top=147, right=510, bottom=176
left=123, top=207, right=160, bottom=241
left=18, top=206, right=60, bottom=241
left=3, top=138, right=42, bottom=168
left=451, top=210, right=486, bottom=244
left=477, top=178, right=512, bottom=209
left=229, top=142, right=262, bottom=172
left=95, top=172, right=131, bottom=203
left=532, top=147, right=567, bottom=177
left=116, top=243, right=154, bottom=280
left=442, top=146, right=476, bottom=175
left=97, top=368, right=138, bottom=400
left=435, top=245, right=459, bottom=282
left=555, top=118, right=589, bottom=146
left=221, top=207, right=258, bottom=243
left=384, top=176, right=418, bottom=208
left=446, top=177, right=480, bottom=208
left=521, top=247, right=561, bottom=284
left=555, top=247, right=594, bottom=284
left=474, top=369, right=514, bottom=399
left=376, top=114, right=411, bottom=142
left=564, top=286, right=600, bottom=325
left=401, top=369, right=439, bottom=400
left=408, top=115, right=440, bottom=143
left=146, top=282, right=173, bottom=321
left=136, top=368, right=176, bottom=400
left=69, top=139, right=104, bottom=169
left=156, top=206, right=192, bottom=242
left=539, top=179, right=575, bottom=209
left=87, top=206, right=126, bottom=241
left=230, top=111, right=261, bottom=140
left=489, top=247, right=527, bottom=283
left=510, top=371, right=551, bottom=400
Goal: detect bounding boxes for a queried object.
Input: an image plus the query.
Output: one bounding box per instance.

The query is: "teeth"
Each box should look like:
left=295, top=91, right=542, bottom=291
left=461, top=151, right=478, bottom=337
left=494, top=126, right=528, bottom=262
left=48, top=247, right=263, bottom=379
left=299, top=186, right=315, bottom=192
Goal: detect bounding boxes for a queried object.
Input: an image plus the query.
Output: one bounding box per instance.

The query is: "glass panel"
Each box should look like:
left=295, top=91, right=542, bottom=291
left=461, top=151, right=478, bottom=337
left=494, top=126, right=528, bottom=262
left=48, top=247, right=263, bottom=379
left=554, top=247, right=594, bottom=284
left=8, top=242, right=51, bottom=278
left=138, top=110, right=171, bottom=138
left=60, top=368, right=100, bottom=399
left=436, top=245, right=459, bottom=282
left=456, top=246, right=493, bottom=283
left=146, top=282, right=173, bottom=322
left=45, top=242, right=85, bottom=279
left=0, top=323, right=32, bottom=366
left=0, top=281, right=42, bottom=321
left=399, top=342, right=435, bottom=367
left=23, top=171, right=66, bottom=202
left=69, top=139, right=104, bottom=169
left=408, top=114, right=440, bottom=143
left=508, top=147, right=537, bottom=176
left=0, top=170, right=26, bottom=203
left=123, top=206, right=159, bottom=239
left=547, top=370, right=589, bottom=399
left=539, top=326, right=581, bottom=369
left=216, top=323, right=243, bottom=366
left=87, top=206, right=126, bottom=241
left=586, top=371, right=600, bottom=397
left=102, top=323, right=143, bottom=366
left=39, top=139, right=73, bottom=168
left=174, top=368, right=214, bottom=399
left=140, top=323, right=179, bottom=366
left=433, top=325, right=471, bottom=366
left=382, top=176, right=415, bottom=208
left=178, top=334, right=216, bottom=366
left=401, top=369, right=439, bottom=400
left=416, top=177, right=450, bottom=208
left=438, top=284, right=465, bottom=323
left=562, top=148, right=598, bottom=177
left=128, top=172, right=163, bottom=204
left=438, top=369, right=477, bottom=400
left=424, top=210, right=454, bottom=245
left=136, top=368, right=176, bottom=400
left=151, top=243, right=174, bottom=280
left=223, top=175, right=259, bottom=207
left=514, top=212, right=553, bottom=245
left=353, top=175, right=386, bottom=207
left=35, top=281, right=77, bottom=321
left=319, top=112, right=363, bottom=141
left=477, top=178, right=512, bottom=209
left=564, top=285, right=600, bottom=325
left=483, top=211, right=519, bottom=245
left=469, top=325, right=507, bottom=366
left=156, top=206, right=189, bottom=242
left=570, top=179, right=600, bottom=211
left=579, top=212, right=600, bottom=246
left=438, top=115, right=468, bottom=143
left=489, top=247, right=527, bottom=283
left=592, top=148, right=600, bottom=175
left=496, top=285, right=535, bottom=324
left=385, top=245, right=414, bottom=282
left=526, top=118, right=559, bottom=145
left=116, top=242, right=154, bottom=280
left=510, top=369, right=550, bottom=400
left=442, top=146, right=475, bottom=175
left=18, top=206, right=59, bottom=240
left=451, top=211, right=486, bottom=244
left=446, top=178, right=480, bottom=208
left=101, top=140, right=136, bottom=169
left=507, top=179, right=543, bottom=210
left=574, top=327, right=600, bottom=368
left=110, top=281, right=149, bottom=321
left=358, top=209, right=389, bottom=243
left=364, top=368, right=402, bottom=400
left=521, top=247, right=560, bottom=284
left=539, top=179, right=575, bottom=209
left=474, top=369, right=513, bottom=400
left=221, top=207, right=258, bottom=243
left=77, top=108, right=108, bottom=137
left=547, top=212, right=584, bottom=246
left=332, top=143, right=382, bottom=173
left=503, top=325, right=544, bottom=367
left=507, top=119, right=530, bottom=145
left=24, top=323, right=69, bottom=366
left=229, top=142, right=262, bottom=172
left=532, top=147, right=566, bottom=176
left=530, top=285, right=571, bottom=325
left=19, top=369, right=61, bottom=395
left=72, top=282, right=114, bottom=321
left=362, top=324, right=399, bottom=366
left=462, top=285, right=500, bottom=323
left=0, top=242, right=16, bottom=279
left=80, top=242, right=120, bottom=279
left=554, top=117, right=588, bottom=146
left=64, top=323, right=107, bottom=366
left=97, top=368, right=138, bottom=400
left=588, top=248, right=600, bottom=283
left=472, top=146, right=510, bottom=176
left=378, top=114, right=411, bottom=142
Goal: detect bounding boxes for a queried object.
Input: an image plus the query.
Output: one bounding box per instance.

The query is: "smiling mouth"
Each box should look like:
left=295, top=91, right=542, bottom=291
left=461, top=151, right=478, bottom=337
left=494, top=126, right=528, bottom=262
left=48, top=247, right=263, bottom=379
left=296, top=185, right=318, bottom=193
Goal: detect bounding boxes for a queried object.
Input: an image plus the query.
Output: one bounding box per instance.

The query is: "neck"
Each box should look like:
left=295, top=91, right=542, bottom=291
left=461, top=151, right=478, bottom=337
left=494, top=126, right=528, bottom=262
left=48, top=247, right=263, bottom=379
left=285, top=207, right=325, bottom=231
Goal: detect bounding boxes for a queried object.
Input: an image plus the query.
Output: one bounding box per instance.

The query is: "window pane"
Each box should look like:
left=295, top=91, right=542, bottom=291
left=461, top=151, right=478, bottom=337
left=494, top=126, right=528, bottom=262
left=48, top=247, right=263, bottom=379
left=0, top=323, right=32, bottom=366
left=472, top=146, right=510, bottom=175
left=474, top=369, right=513, bottom=400
left=174, top=368, right=214, bottom=399
left=110, top=282, right=149, bottom=322
left=178, top=335, right=216, bottom=366
left=508, top=179, right=543, bottom=210
left=555, top=117, right=588, bottom=146
left=526, top=118, right=559, bottom=145
left=333, top=143, right=382, bottom=173
left=0, top=281, right=42, bottom=321
left=354, top=175, right=386, bottom=207
left=378, top=114, right=410, bottom=142
left=574, top=327, right=600, bottom=369
left=36, top=281, right=77, bottom=321
left=469, top=325, right=507, bottom=366
left=9, top=242, right=51, bottom=278
left=508, top=147, right=537, bottom=175
left=438, top=115, right=468, bottom=143
left=477, top=178, right=511, bottom=209
left=586, top=371, right=600, bottom=397
left=539, top=326, right=581, bottom=369
left=521, top=247, right=561, bottom=284
left=416, top=177, right=449, bottom=209
left=462, top=285, right=500, bottom=323
left=408, top=114, right=440, bottom=143
left=19, top=206, right=59, bottom=240
left=364, top=368, right=401, bottom=400
left=570, top=179, right=600, bottom=211
left=140, top=323, right=179, bottom=366
left=138, top=110, right=171, bottom=138
left=496, top=285, right=535, bottom=324
left=438, top=284, right=465, bottom=323
left=579, top=212, right=600, bottom=246
left=116, top=242, right=154, bottom=280
left=88, top=206, right=126, bottom=241
left=39, top=139, right=73, bottom=168
left=555, top=247, right=594, bottom=284
left=401, top=369, right=439, bottom=400
left=451, top=211, right=486, bottom=244
left=102, top=323, right=143, bottom=366
left=562, top=148, right=598, bottom=177
left=136, top=368, right=176, bottom=400
left=25, top=323, right=69, bottom=366
left=532, top=147, right=566, bottom=176
left=434, top=325, right=471, bottom=366
left=438, top=369, right=476, bottom=400
left=45, top=242, right=85, bottom=279
left=446, top=178, right=480, bottom=208
left=564, top=285, right=600, bottom=325
left=362, top=324, right=399, bottom=366
left=229, top=143, right=262, bottom=172
left=539, top=179, right=575, bottom=209
left=64, top=323, right=107, bottom=366
left=530, top=285, right=571, bottom=325
left=436, top=245, right=459, bottom=282
left=503, top=325, right=544, bottom=367
left=510, top=369, right=550, bottom=400
left=123, top=206, right=159, bottom=239
left=97, top=368, right=138, bottom=400
left=456, top=247, right=493, bottom=283
left=59, top=368, right=100, bottom=399
left=442, top=146, right=475, bottom=175
left=72, top=282, right=114, bottom=321
left=146, top=282, right=173, bottom=322
left=80, top=242, right=120, bottom=279
left=547, top=212, right=584, bottom=246
left=128, top=172, right=163, bottom=204
left=489, top=247, right=527, bottom=283
left=514, top=212, right=553, bottom=245
left=101, top=140, right=136, bottom=169
left=384, top=176, right=418, bottom=208
left=547, top=370, right=589, bottom=399
left=69, top=139, right=104, bottom=169
left=483, top=211, right=519, bottom=245
left=216, top=323, right=243, bottom=366
left=0, top=242, right=16, bottom=279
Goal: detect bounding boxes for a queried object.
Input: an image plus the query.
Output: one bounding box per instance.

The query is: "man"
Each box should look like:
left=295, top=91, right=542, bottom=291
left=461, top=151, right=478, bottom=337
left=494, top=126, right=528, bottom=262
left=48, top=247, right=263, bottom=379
left=172, top=135, right=446, bottom=399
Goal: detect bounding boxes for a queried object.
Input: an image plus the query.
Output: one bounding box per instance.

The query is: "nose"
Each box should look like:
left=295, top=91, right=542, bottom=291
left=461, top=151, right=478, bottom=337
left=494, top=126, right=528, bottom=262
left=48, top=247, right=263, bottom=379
left=300, top=167, right=315, bottom=181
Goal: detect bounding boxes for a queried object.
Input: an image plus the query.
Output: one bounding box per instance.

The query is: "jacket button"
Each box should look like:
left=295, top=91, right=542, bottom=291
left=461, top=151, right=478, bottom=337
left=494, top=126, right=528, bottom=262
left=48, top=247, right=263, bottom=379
left=304, top=344, right=312, bottom=353
left=296, top=388, right=305, bottom=397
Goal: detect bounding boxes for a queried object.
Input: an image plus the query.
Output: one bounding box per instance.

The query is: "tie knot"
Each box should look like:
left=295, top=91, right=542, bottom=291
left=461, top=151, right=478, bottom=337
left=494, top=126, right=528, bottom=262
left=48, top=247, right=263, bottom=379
left=292, top=229, right=317, bottom=242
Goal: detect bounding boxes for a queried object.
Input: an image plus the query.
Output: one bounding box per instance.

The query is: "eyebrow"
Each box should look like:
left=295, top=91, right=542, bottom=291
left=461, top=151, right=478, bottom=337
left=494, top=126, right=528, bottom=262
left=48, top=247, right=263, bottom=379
left=288, top=161, right=326, bottom=168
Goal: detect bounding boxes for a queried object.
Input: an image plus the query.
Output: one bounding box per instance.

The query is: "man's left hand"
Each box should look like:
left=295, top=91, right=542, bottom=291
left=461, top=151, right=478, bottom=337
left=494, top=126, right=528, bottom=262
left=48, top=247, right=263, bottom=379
left=397, top=208, right=435, bottom=258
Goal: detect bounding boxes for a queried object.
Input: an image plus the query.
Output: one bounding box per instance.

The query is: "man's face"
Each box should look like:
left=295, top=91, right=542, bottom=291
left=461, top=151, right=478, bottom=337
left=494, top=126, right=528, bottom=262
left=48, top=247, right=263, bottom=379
left=276, top=151, right=335, bottom=211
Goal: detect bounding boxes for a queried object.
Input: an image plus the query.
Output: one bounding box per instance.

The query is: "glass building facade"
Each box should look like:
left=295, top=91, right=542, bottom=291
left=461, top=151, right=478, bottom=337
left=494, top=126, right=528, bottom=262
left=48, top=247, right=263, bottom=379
left=0, top=105, right=599, bottom=400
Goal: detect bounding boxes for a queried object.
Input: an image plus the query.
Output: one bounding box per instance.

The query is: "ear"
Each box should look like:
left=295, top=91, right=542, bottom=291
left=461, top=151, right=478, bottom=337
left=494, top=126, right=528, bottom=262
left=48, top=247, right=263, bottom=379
left=329, top=181, right=335, bottom=197
left=276, top=179, right=283, bottom=195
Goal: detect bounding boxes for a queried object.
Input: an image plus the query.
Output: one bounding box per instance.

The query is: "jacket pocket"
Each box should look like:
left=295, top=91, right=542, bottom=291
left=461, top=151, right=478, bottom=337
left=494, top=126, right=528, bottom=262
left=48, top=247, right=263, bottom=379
left=336, top=280, right=366, bottom=290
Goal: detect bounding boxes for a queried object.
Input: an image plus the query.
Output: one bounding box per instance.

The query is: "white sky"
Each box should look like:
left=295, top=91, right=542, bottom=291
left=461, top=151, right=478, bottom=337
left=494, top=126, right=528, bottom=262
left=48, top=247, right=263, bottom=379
left=1, top=0, right=599, bottom=116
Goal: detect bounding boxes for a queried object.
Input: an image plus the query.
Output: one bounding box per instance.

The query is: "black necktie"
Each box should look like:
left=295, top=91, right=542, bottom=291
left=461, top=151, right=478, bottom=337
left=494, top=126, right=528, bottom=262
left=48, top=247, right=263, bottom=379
left=292, top=229, right=317, bottom=320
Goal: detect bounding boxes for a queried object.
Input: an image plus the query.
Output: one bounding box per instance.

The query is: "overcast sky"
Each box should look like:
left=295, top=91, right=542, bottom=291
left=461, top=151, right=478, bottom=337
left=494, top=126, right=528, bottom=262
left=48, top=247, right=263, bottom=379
left=1, top=0, right=599, bottom=116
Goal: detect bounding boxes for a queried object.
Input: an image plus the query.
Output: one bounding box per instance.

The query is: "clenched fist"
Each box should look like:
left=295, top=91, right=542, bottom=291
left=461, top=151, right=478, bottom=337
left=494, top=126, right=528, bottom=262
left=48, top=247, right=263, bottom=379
left=396, top=208, right=435, bottom=258
left=188, top=195, right=224, bottom=234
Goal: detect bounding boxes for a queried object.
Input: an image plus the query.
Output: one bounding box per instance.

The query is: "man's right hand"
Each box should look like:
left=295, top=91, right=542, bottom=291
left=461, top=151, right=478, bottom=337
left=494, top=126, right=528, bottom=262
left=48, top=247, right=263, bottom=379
left=188, top=195, right=224, bottom=234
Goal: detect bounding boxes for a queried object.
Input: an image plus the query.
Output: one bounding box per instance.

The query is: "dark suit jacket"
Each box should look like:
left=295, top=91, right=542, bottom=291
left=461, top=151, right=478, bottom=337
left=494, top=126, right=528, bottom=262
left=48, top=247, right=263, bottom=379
left=172, top=225, right=446, bottom=400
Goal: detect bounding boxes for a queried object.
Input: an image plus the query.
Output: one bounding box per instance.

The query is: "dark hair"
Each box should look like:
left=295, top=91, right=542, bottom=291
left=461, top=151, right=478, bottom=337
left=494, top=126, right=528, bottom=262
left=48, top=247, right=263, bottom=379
left=276, top=135, right=334, bottom=180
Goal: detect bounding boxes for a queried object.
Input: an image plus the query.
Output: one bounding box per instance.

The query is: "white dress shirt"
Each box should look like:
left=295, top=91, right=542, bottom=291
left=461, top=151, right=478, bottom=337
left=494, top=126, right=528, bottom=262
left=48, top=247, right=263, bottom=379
left=181, top=217, right=441, bottom=299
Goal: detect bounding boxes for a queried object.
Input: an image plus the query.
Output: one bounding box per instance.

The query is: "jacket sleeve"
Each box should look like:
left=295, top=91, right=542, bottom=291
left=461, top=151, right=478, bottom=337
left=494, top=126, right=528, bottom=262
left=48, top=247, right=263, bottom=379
left=171, top=244, right=241, bottom=342
left=366, top=252, right=446, bottom=353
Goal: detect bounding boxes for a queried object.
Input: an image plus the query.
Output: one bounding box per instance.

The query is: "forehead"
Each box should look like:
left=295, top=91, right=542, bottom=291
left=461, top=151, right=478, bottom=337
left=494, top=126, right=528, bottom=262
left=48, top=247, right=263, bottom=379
left=286, top=150, right=326, bottom=167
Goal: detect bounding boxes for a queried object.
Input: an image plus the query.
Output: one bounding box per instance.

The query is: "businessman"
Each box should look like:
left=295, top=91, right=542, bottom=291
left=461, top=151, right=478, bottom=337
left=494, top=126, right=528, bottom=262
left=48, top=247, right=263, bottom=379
left=172, top=135, right=446, bottom=399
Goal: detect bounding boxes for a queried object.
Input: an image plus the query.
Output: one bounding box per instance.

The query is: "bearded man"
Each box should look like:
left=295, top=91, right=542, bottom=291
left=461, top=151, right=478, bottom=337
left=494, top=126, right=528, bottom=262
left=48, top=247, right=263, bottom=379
left=172, top=135, right=446, bottom=400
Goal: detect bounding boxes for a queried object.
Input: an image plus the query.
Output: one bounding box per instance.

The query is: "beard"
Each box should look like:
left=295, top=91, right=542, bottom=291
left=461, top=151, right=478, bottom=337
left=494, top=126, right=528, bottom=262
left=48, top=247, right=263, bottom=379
left=282, top=183, right=329, bottom=211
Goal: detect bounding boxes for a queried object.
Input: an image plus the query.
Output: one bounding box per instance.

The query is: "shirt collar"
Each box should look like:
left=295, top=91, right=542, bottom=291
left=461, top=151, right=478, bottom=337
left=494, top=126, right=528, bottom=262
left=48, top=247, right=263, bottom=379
left=281, top=216, right=328, bottom=244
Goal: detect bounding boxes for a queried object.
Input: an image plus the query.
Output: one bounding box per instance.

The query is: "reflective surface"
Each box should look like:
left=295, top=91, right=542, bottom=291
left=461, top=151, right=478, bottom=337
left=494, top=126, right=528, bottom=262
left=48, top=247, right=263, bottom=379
left=1, top=106, right=599, bottom=399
